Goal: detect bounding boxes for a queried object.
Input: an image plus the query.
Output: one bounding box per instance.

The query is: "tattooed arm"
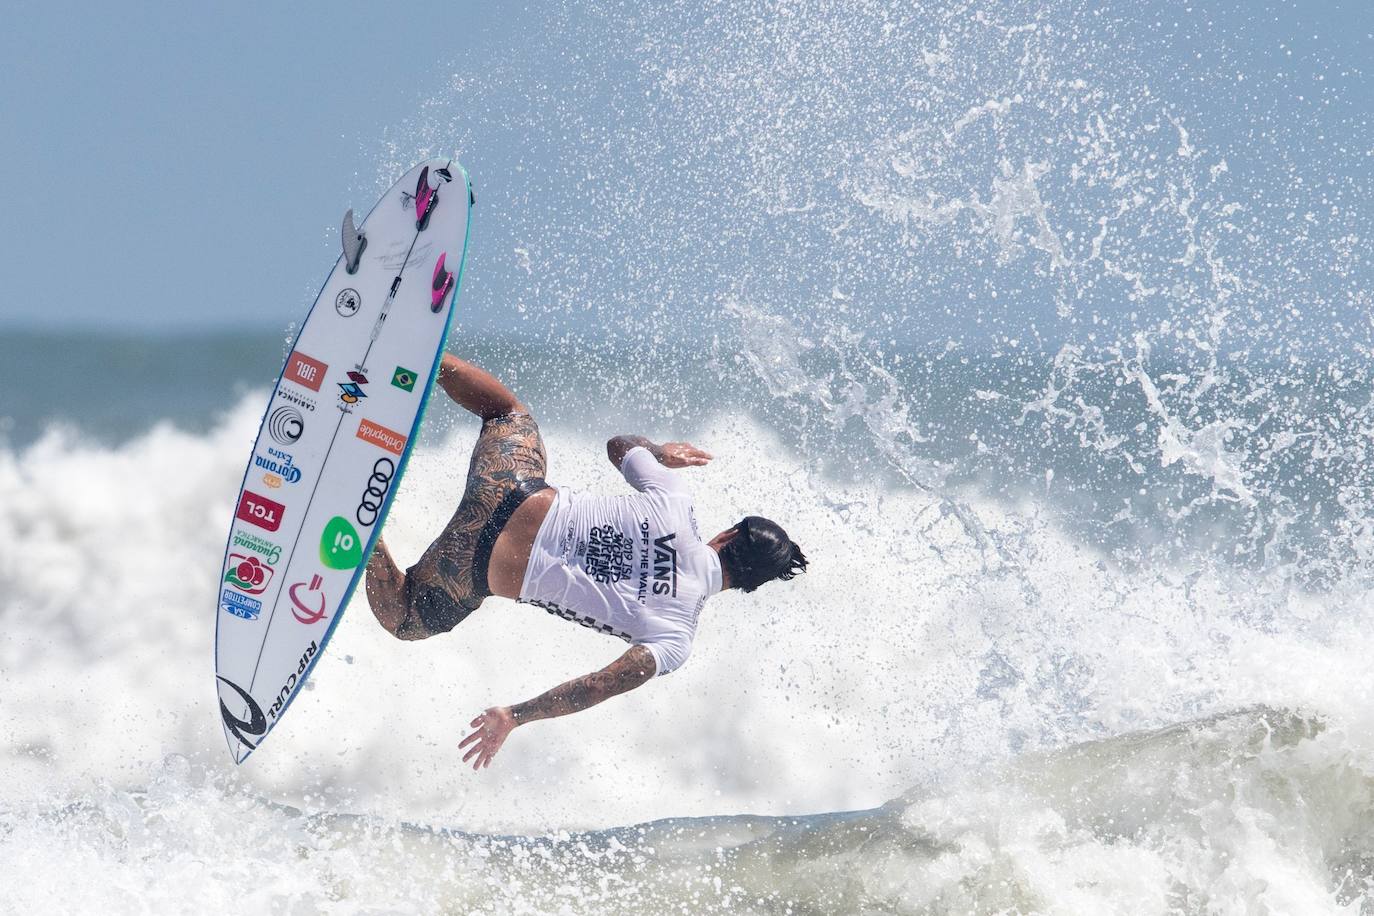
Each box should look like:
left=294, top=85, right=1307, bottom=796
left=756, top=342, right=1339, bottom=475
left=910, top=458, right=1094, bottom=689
left=458, top=646, right=657, bottom=770
left=606, top=435, right=712, bottom=470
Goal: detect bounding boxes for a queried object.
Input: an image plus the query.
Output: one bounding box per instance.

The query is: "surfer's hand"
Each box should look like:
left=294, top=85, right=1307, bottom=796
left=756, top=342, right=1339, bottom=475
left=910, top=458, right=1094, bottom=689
left=659, top=442, right=713, bottom=468
left=459, top=706, right=516, bottom=770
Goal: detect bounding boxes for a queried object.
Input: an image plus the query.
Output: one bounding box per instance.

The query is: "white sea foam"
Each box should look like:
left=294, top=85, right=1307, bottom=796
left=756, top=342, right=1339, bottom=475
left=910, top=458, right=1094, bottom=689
left=4, top=396, right=1374, bottom=911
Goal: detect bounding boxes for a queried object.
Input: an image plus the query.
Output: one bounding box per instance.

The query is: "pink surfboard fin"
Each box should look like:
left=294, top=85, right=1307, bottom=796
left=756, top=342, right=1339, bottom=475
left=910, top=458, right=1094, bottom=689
left=431, top=253, right=454, bottom=312
left=414, top=166, right=437, bottom=230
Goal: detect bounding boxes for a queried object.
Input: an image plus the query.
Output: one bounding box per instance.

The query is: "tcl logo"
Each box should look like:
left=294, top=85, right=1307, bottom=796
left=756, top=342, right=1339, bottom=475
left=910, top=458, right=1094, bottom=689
left=236, top=490, right=285, bottom=532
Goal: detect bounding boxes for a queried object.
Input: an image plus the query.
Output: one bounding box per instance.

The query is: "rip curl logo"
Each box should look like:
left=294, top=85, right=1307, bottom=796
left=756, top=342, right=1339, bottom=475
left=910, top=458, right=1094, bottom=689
left=582, top=525, right=634, bottom=584
left=217, top=676, right=267, bottom=749
left=268, top=641, right=318, bottom=720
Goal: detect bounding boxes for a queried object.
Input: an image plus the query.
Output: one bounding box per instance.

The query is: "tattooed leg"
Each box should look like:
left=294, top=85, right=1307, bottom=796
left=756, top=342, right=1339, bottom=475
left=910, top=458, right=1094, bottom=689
left=364, top=537, right=411, bottom=637
left=438, top=354, right=527, bottom=420
left=384, top=411, right=549, bottom=641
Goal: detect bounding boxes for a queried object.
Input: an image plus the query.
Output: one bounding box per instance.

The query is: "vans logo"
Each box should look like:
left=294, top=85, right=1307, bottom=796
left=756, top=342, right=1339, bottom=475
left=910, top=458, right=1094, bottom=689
left=652, top=533, right=678, bottom=597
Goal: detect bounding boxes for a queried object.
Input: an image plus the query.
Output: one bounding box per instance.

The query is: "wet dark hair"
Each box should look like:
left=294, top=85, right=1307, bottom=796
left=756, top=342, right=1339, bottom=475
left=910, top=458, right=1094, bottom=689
left=718, top=516, right=807, bottom=593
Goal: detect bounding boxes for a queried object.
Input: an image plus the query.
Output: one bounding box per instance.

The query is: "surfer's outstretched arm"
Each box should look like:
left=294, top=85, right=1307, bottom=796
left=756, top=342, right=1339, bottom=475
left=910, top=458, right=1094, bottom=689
left=458, top=646, right=657, bottom=770
left=606, top=435, right=712, bottom=470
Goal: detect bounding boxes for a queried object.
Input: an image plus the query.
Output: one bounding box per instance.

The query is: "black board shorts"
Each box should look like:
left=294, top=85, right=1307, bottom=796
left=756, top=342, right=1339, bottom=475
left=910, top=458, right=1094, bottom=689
left=400, top=412, right=549, bottom=636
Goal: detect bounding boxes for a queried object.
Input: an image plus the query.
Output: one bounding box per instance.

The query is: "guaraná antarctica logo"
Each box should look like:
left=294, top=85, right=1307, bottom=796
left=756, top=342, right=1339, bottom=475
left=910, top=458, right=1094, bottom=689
left=231, top=530, right=282, bottom=565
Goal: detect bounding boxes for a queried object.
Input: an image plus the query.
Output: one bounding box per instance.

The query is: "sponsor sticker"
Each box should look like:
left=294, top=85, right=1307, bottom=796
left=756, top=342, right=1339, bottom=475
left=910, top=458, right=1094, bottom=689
left=217, top=676, right=267, bottom=748
left=338, top=370, right=368, bottom=408
left=355, top=458, right=395, bottom=527
left=236, top=490, right=285, bottom=532
left=231, top=530, right=282, bottom=565
left=652, top=533, right=678, bottom=597
left=268, top=405, right=305, bottom=445
left=335, top=288, right=361, bottom=317
left=289, top=574, right=328, bottom=624
left=356, top=418, right=407, bottom=455
left=253, top=447, right=302, bottom=485
left=391, top=366, right=417, bottom=392
left=268, top=641, right=318, bottom=720
left=284, top=352, right=327, bottom=392
left=320, top=516, right=363, bottom=569
left=277, top=387, right=317, bottom=412
left=224, top=552, right=274, bottom=594
left=220, top=588, right=262, bottom=620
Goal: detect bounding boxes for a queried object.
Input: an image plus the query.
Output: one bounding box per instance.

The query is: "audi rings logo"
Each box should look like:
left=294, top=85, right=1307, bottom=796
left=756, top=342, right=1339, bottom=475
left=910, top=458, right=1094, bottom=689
left=268, top=406, right=304, bottom=446
left=355, top=457, right=395, bottom=527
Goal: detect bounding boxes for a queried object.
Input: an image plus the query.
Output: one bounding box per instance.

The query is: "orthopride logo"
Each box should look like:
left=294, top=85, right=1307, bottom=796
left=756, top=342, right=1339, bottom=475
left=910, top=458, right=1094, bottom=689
left=356, top=418, right=407, bottom=455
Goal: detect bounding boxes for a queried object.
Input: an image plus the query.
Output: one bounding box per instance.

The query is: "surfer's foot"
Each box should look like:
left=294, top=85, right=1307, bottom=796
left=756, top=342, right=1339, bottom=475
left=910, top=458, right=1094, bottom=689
left=365, top=539, right=409, bottom=635
left=437, top=354, right=527, bottom=420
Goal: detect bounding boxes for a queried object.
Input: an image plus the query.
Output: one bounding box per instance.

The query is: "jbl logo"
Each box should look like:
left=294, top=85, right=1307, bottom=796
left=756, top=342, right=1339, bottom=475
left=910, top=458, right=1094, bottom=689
left=284, top=352, right=328, bottom=392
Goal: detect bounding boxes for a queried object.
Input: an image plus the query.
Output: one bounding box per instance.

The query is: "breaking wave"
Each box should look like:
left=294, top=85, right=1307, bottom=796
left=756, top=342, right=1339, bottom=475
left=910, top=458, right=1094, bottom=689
left=4, top=0, right=1370, bottom=910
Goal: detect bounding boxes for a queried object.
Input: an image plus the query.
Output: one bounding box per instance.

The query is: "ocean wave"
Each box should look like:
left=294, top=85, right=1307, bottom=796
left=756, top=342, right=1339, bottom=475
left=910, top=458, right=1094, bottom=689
left=5, top=708, right=1371, bottom=914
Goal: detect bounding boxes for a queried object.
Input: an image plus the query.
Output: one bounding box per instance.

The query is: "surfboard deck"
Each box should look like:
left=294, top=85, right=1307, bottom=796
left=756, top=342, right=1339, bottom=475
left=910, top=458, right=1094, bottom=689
left=214, top=158, right=472, bottom=764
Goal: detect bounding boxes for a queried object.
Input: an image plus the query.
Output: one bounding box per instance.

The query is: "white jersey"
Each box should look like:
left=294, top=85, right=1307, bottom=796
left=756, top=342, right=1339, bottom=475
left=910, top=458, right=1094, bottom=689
left=519, top=447, right=722, bottom=676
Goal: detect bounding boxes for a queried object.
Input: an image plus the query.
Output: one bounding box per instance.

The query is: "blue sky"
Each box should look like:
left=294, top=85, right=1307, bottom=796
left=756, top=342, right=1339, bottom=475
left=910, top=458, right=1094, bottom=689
left=1, top=1, right=517, bottom=330
left=2, top=1, right=1369, bottom=352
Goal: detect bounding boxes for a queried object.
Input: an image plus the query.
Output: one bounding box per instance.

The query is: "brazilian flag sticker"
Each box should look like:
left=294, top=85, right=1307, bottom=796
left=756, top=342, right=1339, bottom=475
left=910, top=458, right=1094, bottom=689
left=391, top=366, right=417, bottom=392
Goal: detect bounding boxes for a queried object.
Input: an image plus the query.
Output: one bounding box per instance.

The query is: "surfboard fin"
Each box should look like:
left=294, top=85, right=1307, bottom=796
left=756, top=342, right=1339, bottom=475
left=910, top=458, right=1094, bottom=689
left=431, top=252, right=455, bottom=312
left=415, top=167, right=438, bottom=231
left=341, top=209, right=367, bottom=274
left=415, top=163, right=457, bottom=231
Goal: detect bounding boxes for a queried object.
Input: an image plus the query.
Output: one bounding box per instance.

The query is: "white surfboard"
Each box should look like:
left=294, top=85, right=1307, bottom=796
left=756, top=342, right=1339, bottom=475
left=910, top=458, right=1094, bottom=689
left=215, top=158, right=473, bottom=763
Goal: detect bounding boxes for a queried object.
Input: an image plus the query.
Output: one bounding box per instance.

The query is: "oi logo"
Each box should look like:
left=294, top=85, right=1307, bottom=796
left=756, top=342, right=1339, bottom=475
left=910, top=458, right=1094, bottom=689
left=320, top=516, right=364, bottom=569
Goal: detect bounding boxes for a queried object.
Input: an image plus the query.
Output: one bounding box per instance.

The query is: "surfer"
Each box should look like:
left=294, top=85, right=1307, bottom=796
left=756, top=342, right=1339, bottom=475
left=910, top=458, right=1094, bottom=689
left=364, top=354, right=807, bottom=769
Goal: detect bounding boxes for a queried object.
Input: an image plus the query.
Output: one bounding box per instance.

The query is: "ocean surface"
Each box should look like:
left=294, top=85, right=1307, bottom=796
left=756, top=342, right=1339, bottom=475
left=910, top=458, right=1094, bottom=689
left=6, top=325, right=1374, bottom=913
left=5, top=0, right=1374, bottom=912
